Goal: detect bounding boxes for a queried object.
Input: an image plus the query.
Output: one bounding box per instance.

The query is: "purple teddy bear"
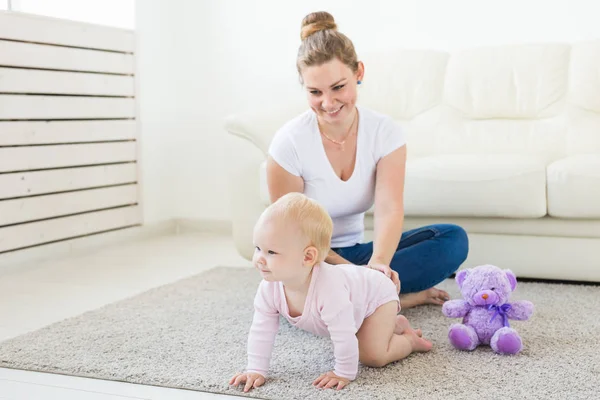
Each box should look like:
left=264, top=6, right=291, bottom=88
left=442, top=264, right=534, bottom=354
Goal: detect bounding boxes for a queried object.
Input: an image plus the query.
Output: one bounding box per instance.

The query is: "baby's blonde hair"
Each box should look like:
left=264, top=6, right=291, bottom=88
left=260, top=192, right=333, bottom=262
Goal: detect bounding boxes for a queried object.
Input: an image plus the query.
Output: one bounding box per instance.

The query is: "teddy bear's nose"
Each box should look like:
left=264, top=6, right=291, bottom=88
left=482, top=294, right=489, bottom=299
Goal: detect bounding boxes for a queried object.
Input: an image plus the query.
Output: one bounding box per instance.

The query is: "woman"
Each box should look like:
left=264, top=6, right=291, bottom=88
left=266, top=11, right=469, bottom=309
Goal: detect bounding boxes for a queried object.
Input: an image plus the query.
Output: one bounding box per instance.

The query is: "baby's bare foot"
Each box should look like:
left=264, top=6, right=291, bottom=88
left=404, top=329, right=433, bottom=352
left=395, top=315, right=423, bottom=337
left=394, top=315, right=410, bottom=334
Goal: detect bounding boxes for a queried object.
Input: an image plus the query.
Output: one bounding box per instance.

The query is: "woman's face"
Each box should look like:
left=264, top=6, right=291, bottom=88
left=301, top=58, right=364, bottom=125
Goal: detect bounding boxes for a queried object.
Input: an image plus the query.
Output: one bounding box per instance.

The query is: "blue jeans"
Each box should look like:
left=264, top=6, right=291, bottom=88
left=332, top=224, right=469, bottom=294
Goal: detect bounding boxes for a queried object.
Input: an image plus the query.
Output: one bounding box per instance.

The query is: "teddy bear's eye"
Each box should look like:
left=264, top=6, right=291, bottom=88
left=491, top=287, right=496, bottom=291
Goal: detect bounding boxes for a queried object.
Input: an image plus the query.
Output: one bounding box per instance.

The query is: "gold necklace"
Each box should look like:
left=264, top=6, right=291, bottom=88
left=319, top=110, right=357, bottom=148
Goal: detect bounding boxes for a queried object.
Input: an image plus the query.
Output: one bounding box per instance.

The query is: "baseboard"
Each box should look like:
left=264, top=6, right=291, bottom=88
left=0, top=218, right=233, bottom=273
left=0, top=220, right=177, bottom=274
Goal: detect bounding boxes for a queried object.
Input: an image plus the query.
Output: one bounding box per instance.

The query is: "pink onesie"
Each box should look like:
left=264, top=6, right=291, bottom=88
left=245, top=262, right=400, bottom=380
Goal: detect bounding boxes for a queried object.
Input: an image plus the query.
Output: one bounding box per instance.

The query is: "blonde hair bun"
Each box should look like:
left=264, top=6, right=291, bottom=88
left=300, top=11, right=337, bottom=41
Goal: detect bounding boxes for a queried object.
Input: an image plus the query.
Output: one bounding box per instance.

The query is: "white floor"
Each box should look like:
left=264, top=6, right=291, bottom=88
left=0, top=232, right=252, bottom=400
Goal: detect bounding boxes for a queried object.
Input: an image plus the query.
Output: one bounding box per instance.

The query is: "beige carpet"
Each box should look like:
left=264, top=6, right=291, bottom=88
left=0, top=267, right=599, bottom=400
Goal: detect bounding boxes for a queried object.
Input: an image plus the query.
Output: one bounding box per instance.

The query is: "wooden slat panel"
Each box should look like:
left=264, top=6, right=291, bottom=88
left=0, top=121, right=136, bottom=146
left=0, top=11, right=134, bottom=52
left=0, top=95, right=135, bottom=119
left=0, top=67, right=134, bottom=96
left=0, top=40, right=134, bottom=74
left=0, top=142, right=136, bottom=173
left=0, top=206, right=141, bottom=253
left=0, top=184, right=138, bottom=226
left=0, top=164, right=137, bottom=199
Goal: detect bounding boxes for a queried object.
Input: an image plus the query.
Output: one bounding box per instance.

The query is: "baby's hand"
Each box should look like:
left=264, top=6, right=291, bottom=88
left=229, top=372, right=265, bottom=392
left=313, top=370, right=350, bottom=390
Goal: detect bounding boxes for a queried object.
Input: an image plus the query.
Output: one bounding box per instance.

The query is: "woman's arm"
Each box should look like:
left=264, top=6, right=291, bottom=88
left=266, top=155, right=304, bottom=202
left=325, top=249, right=352, bottom=265
left=369, top=145, right=407, bottom=267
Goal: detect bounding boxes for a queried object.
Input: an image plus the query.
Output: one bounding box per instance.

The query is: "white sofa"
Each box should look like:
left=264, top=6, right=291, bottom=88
left=224, top=41, right=600, bottom=282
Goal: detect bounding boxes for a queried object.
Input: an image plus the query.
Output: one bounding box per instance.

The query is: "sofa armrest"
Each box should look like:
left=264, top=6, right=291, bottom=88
left=224, top=103, right=305, bottom=154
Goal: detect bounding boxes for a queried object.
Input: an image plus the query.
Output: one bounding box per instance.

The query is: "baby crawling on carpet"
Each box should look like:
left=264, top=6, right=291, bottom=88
left=229, top=193, right=431, bottom=392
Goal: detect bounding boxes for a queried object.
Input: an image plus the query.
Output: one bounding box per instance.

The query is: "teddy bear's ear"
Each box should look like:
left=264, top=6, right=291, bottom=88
left=505, top=269, right=517, bottom=291
left=456, top=269, right=469, bottom=288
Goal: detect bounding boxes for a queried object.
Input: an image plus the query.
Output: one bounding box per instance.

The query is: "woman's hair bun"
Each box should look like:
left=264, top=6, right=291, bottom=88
left=300, top=11, right=337, bottom=40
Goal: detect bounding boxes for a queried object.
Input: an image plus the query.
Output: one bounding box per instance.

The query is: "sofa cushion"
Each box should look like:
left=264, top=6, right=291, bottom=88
left=547, top=155, right=600, bottom=218
left=567, top=41, right=600, bottom=155
left=433, top=108, right=567, bottom=162
left=567, top=106, right=600, bottom=155
left=568, top=41, right=600, bottom=114
left=358, top=50, right=448, bottom=121
left=443, top=44, right=570, bottom=119
left=402, top=155, right=547, bottom=218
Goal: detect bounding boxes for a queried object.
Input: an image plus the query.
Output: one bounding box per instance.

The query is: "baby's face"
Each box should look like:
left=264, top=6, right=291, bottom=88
left=252, top=215, right=309, bottom=282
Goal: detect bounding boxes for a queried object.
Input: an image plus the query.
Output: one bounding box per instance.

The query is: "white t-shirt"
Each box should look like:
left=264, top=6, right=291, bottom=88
left=268, top=106, right=406, bottom=248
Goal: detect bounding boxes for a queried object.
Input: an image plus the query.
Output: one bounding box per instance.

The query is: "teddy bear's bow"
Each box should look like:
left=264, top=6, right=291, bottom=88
left=487, top=303, right=512, bottom=327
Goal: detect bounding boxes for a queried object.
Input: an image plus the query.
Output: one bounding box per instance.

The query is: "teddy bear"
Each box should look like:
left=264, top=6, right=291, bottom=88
left=442, top=264, right=534, bottom=354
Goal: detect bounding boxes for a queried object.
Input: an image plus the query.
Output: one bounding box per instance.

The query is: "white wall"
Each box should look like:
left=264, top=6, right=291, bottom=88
left=135, top=1, right=181, bottom=224
left=136, top=0, right=600, bottom=225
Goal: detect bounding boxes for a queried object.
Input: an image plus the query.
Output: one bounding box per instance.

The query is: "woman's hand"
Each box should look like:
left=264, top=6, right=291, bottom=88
left=313, top=370, right=350, bottom=390
left=367, top=261, right=401, bottom=294
left=229, top=372, right=266, bottom=392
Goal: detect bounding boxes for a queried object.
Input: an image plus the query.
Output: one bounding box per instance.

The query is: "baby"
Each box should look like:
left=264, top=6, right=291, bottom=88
left=230, top=192, right=431, bottom=392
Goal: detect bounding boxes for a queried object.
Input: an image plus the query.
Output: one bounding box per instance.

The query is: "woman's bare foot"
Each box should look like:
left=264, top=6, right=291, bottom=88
left=400, top=287, right=450, bottom=309
left=395, top=315, right=423, bottom=337
left=402, top=328, right=433, bottom=352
